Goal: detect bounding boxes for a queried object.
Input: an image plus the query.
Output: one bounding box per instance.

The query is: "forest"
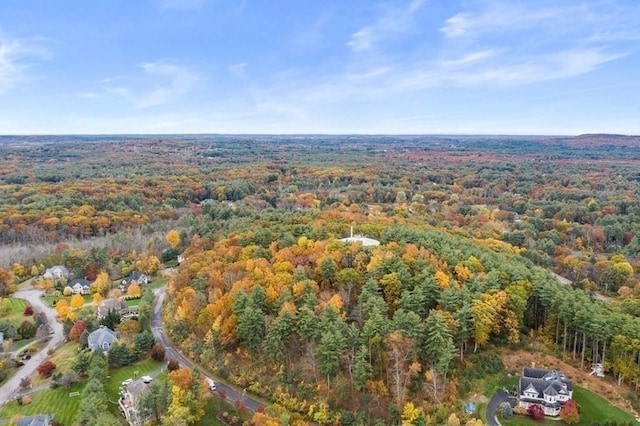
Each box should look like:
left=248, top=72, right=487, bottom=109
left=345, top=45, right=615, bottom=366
left=1, top=134, right=640, bottom=424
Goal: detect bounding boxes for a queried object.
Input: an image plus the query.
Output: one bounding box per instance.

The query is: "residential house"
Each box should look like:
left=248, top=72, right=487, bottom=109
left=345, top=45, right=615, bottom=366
left=120, top=272, right=150, bottom=292
left=69, top=278, right=92, bottom=295
left=97, top=298, right=128, bottom=320
left=43, top=266, right=69, bottom=281
left=119, top=378, right=151, bottom=426
left=518, top=367, right=573, bottom=417
left=87, top=326, right=118, bottom=352
left=16, top=414, right=55, bottom=426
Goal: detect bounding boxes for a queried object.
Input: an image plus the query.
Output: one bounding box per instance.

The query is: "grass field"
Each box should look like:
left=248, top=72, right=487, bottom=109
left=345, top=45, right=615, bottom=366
left=2, top=298, right=29, bottom=328
left=148, top=277, right=166, bottom=290
left=194, top=396, right=238, bottom=426
left=0, top=382, right=86, bottom=425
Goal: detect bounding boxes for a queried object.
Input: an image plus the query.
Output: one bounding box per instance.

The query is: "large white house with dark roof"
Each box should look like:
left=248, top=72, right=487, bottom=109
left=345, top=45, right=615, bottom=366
left=518, top=367, right=573, bottom=417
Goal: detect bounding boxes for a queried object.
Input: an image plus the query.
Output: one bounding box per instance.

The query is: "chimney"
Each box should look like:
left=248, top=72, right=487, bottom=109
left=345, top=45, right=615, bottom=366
left=531, top=362, right=536, bottom=369
left=350, top=226, right=354, bottom=238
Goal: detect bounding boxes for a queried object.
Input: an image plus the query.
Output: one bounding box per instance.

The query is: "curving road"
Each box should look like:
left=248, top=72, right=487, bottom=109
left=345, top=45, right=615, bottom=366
left=486, top=390, right=509, bottom=426
left=150, top=287, right=265, bottom=413
left=0, top=288, right=64, bottom=405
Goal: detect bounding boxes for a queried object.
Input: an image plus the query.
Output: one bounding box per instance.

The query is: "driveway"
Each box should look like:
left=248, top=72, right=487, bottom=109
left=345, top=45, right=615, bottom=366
left=151, top=287, right=265, bottom=413
left=0, top=289, right=64, bottom=405
left=486, top=390, right=509, bottom=426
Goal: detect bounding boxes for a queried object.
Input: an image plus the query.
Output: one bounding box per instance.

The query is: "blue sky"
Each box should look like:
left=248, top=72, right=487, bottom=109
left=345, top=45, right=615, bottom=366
left=0, top=0, right=638, bottom=135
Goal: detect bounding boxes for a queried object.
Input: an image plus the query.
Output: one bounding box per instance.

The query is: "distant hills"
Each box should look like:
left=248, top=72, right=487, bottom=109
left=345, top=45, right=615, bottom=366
left=545, top=133, right=640, bottom=147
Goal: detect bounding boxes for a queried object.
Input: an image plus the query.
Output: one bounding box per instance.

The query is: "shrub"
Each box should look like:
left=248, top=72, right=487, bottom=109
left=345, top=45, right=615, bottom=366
left=23, top=306, right=34, bottom=316
left=150, top=343, right=166, bottom=361
left=560, top=399, right=580, bottom=424
left=527, top=404, right=545, bottom=421
left=19, top=376, right=31, bottom=390
left=167, top=357, right=180, bottom=371
left=501, top=402, right=513, bottom=419
left=37, top=360, right=57, bottom=378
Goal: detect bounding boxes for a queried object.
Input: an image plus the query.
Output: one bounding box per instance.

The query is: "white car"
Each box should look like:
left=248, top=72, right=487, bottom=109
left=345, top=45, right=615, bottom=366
left=122, top=378, right=133, bottom=386
left=141, top=376, right=153, bottom=383
left=207, top=378, right=217, bottom=391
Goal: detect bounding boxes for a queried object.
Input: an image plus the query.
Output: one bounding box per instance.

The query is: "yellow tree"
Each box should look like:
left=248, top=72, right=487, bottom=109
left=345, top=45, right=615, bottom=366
left=127, top=283, right=141, bottom=298
left=166, top=230, right=180, bottom=249
left=70, top=293, right=85, bottom=309
left=92, top=292, right=104, bottom=306
left=91, top=271, right=110, bottom=295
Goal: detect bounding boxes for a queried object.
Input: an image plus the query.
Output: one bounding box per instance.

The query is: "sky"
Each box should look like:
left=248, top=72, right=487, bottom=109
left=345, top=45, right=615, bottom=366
left=0, top=0, right=639, bottom=135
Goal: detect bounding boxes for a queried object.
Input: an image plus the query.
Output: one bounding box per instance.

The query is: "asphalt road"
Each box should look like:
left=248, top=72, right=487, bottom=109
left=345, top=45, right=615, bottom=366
left=486, top=390, right=509, bottom=426
left=150, top=287, right=265, bottom=413
left=0, top=288, right=64, bottom=406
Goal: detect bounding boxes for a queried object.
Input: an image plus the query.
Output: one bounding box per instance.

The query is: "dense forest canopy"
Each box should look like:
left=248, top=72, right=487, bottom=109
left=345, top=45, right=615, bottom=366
left=1, top=134, right=640, bottom=423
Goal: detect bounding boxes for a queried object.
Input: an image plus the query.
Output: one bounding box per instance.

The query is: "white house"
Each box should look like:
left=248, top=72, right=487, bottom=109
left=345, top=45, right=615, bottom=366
left=120, top=272, right=150, bottom=292
left=69, top=279, right=92, bottom=295
left=87, top=326, right=118, bottom=352
left=518, top=368, right=573, bottom=417
left=43, top=266, right=69, bottom=281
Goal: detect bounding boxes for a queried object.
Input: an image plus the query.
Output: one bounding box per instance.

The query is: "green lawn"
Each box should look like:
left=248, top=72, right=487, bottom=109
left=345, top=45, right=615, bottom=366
left=147, top=277, right=166, bottom=290
left=0, top=382, right=86, bottom=425
left=2, top=298, right=29, bottom=327
left=126, top=298, right=140, bottom=308
left=42, top=294, right=93, bottom=308
left=194, top=397, right=238, bottom=426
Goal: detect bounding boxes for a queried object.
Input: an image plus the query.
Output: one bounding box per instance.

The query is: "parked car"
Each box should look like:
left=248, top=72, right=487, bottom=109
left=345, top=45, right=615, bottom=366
left=207, top=378, right=217, bottom=391
left=141, top=376, right=153, bottom=383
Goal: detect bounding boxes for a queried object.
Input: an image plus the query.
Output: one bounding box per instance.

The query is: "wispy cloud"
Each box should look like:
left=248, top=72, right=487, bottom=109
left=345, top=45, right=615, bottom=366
left=106, top=60, right=199, bottom=108
left=0, top=35, right=49, bottom=95
left=347, top=0, right=425, bottom=52
left=228, top=62, right=248, bottom=79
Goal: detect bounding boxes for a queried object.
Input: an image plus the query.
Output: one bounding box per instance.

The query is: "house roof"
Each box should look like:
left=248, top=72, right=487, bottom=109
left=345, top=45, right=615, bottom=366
left=16, top=414, right=54, bottom=426
left=125, top=378, right=152, bottom=409
left=69, top=279, right=91, bottom=287
left=88, top=326, right=118, bottom=349
left=97, top=299, right=126, bottom=317
left=123, top=272, right=148, bottom=284
left=339, top=236, right=381, bottom=247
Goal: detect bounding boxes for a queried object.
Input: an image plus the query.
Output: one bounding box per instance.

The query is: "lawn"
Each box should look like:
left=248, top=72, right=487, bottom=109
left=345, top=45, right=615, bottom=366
left=2, top=298, right=29, bottom=327
left=194, top=397, right=239, bottom=426
left=147, top=277, right=166, bottom=290
left=0, top=382, right=86, bottom=425
left=126, top=298, right=141, bottom=308
left=42, top=294, right=93, bottom=308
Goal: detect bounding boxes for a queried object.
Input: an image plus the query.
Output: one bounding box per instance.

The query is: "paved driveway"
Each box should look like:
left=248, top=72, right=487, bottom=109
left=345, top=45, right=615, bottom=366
left=486, top=390, right=510, bottom=426
left=0, top=289, right=64, bottom=405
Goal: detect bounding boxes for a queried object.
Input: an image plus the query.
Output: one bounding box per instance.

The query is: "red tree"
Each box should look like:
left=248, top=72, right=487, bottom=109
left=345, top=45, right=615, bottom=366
left=527, top=404, right=545, bottom=421
left=37, top=360, right=57, bottom=378
left=560, top=400, right=580, bottom=424
left=23, top=305, right=34, bottom=316
left=68, top=321, right=86, bottom=341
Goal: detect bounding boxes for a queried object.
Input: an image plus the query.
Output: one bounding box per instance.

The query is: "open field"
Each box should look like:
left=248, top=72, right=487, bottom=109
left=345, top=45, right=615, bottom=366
left=2, top=298, right=29, bottom=328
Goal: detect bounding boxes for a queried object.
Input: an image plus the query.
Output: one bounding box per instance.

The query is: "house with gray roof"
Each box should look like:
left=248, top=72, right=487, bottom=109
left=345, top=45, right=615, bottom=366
left=16, top=414, right=54, bottom=426
left=87, top=326, right=118, bottom=351
left=69, top=278, right=92, bottom=295
left=97, top=298, right=128, bottom=319
left=518, top=367, right=573, bottom=417
left=119, top=378, right=151, bottom=426
left=43, top=266, right=69, bottom=281
left=120, top=272, right=150, bottom=292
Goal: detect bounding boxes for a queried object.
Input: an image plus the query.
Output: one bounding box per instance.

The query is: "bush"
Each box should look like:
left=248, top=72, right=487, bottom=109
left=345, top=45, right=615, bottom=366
left=37, top=360, right=57, bottom=378
left=527, top=404, right=545, bottom=421
left=501, top=402, right=513, bottom=419
left=150, top=343, right=166, bottom=361
left=23, top=306, right=34, bottom=316
left=167, top=357, right=180, bottom=371
left=19, top=376, right=31, bottom=390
